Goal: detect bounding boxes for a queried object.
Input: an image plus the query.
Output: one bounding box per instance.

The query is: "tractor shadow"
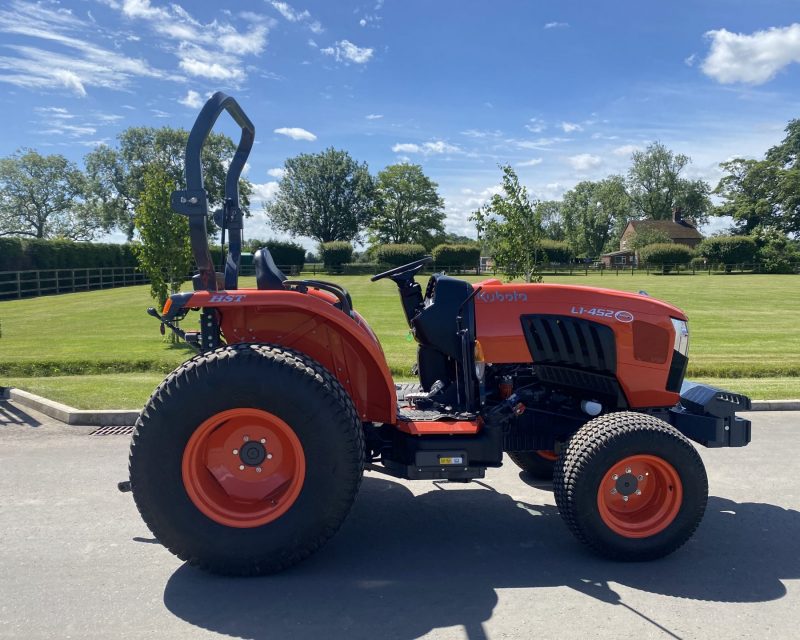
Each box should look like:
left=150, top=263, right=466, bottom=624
left=163, top=476, right=800, bottom=640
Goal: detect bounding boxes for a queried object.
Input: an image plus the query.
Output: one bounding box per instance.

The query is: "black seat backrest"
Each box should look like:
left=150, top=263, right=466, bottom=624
left=254, top=248, right=287, bottom=290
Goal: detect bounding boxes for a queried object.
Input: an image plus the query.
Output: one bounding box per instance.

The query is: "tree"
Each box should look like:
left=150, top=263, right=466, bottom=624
left=266, top=148, right=377, bottom=243
left=627, top=142, right=711, bottom=225
left=714, top=120, right=800, bottom=236
left=84, top=127, right=252, bottom=240
left=368, top=163, right=445, bottom=249
left=561, top=176, right=631, bottom=258
left=133, top=164, right=193, bottom=341
left=471, top=165, right=544, bottom=282
left=0, top=149, right=99, bottom=240
left=536, top=200, right=565, bottom=240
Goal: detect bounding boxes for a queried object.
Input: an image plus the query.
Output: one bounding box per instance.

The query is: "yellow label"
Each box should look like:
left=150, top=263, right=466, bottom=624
left=439, top=457, right=463, bottom=465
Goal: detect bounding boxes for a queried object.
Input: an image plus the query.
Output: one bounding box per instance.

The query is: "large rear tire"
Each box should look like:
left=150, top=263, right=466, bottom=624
left=129, top=344, right=364, bottom=576
left=508, top=450, right=557, bottom=480
left=554, top=412, right=707, bottom=561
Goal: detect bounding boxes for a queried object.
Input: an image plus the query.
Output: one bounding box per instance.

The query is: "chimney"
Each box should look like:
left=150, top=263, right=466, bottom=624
left=672, top=206, right=683, bottom=225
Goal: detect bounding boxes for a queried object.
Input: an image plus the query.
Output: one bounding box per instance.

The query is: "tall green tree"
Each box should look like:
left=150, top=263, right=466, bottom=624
left=133, top=164, right=193, bottom=342
left=561, top=176, right=631, bottom=258
left=471, top=165, right=544, bottom=282
left=0, top=149, right=98, bottom=240
left=714, top=120, right=800, bottom=236
left=626, top=142, right=711, bottom=225
left=266, top=148, right=377, bottom=243
left=84, top=127, right=252, bottom=240
left=536, top=200, right=565, bottom=240
left=369, top=163, right=445, bottom=249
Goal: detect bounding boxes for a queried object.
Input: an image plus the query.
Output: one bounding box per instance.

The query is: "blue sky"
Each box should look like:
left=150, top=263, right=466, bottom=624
left=1, top=0, right=799, bottom=249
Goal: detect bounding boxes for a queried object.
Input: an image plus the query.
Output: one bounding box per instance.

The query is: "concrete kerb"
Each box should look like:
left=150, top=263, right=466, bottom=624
left=5, top=388, right=139, bottom=426
left=2, top=386, right=799, bottom=427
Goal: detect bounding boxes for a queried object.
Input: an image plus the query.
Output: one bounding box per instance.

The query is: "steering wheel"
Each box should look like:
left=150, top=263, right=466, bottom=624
left=370, top=256, right=433, bottom=282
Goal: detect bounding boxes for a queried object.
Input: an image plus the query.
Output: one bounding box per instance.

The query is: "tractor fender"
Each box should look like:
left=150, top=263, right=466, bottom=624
left=175, top=290, right=397, bottom=423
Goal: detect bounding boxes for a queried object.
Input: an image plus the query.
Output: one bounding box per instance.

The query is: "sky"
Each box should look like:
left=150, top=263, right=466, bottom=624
left=1, top=0, right=799, bottom=250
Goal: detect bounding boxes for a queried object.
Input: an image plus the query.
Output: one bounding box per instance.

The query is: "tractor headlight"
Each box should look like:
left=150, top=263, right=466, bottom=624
left=474, top=340, right=486, bottom=381
left=671, top=318, right=689, bottom=356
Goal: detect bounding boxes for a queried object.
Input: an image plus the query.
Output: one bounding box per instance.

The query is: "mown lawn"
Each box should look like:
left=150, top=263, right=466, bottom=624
left=1, top=272, right=798, bottom=407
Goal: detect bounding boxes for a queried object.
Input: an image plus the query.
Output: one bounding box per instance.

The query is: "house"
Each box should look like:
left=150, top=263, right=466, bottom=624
left=601, top=207, right=703, bottom=267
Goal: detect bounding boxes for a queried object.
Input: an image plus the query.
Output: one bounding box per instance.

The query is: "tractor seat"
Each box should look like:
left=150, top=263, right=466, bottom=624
left=254, top=248, right=287, bottom=290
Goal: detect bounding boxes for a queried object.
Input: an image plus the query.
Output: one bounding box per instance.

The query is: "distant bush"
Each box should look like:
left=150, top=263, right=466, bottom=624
left=698, top=236, right=757, bottom=271
left=245, top=239, right=306, bottom=269
left=374, top=243, right=427, bottom=266
left=341, top=262, right=380, bottom=275
left=0, top=238, right=25, bottom=271
left=320, top=241, right=353, bottom=269
left=539, top=239, right=573, bottom=264
left=431, top=243, right=481, bottom=268
left=753, top=229, right=799, bottom=274
left=639, top=243, right=695, bottom=272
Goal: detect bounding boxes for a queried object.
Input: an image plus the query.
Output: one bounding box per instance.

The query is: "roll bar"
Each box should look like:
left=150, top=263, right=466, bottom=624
left=171, top=92, right=255, bottom=291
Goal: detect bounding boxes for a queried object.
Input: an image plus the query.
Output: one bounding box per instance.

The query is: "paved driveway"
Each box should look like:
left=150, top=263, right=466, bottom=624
left=1, top=402, right=798, bottom=640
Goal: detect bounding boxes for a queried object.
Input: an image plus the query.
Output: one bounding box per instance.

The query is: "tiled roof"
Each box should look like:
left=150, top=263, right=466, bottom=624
left=627, top=219, right=703, bottom=239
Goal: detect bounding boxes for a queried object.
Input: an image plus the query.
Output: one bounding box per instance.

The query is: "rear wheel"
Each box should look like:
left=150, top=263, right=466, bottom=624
left=508, top=450, right=557, bottom=480
left=129, top=343, right=364, bottom=576
left=554, top=412, right=707, bottom=561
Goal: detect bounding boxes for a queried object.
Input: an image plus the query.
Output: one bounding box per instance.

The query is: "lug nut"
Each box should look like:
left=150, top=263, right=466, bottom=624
left=243, top=435, right=249, bottom=442
left=612, top=474, right=618, bottom=480
left=239, top=465, right=245, bottom=471
left=637, top=475, right=644, bottom=481
left=232, top=449, right=238, bottom=455
left=256, top=467, right=262, bottom=473
left=623, top=495, right=629, bottom=502
left=267, top=453, right=273, bottom=460
left=625, top=467, right=631, bottom=474
left=610, top=488, right=617, bottom=495
left=635, top=489, right=642, bottom=495
left=260, top=438, right=266, bottom=444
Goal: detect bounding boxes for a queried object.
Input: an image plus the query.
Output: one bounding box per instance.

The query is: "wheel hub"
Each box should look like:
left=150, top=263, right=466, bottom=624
left=615, top=473, right=639, bottom=496
left=239, top=440, right=266, bottom=467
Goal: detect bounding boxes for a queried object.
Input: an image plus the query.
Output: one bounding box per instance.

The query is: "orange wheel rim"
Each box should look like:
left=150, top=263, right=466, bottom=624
left=596, top=454, right=683, bottom=539
left=182, top=408, right=305, bottom=528
left=537, top=450, right=558, bottom=462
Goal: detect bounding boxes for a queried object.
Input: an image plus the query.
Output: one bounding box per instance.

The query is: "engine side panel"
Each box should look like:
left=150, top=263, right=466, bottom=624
left=474, top=283, right=687, bottom=408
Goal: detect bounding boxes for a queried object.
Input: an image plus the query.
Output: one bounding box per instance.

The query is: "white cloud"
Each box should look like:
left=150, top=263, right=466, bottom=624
left=462, top=128, right=503, bottom=138
left=684, top=53, right=696, bottom=67
left=511, top=137, right=568, bottom=150
left=321, top=40, right=373, bottom=64
left=267, top=167, right=286, bottom=178
left=526, top=118, right=546, bottom=133
left=613, top=144, right=640, bottom=156
left=518, top=158, right=543, bottom=167
left=270, top=2, right=309, bottom=22
left=392, top=140, right=461, bottom=155
left=568, top=153, right=602, bottom=171
left=702, top=24, right=800, bottom=85
left=544, top=22, right=569, bottom=29
left=274, top=126, right=317, bottom=141
left=359, top=19, right=367, bottom=27
left=309, top=21, right=323, bottom=34
left=462, top=185, right=503, bottom=208
left=250, top=181, right=281, bottom=204
left=179, top=89, right=203, bottom=108
left=366, top=113, right=383, bottom=120
left=561, top=121, right=583, bottom=133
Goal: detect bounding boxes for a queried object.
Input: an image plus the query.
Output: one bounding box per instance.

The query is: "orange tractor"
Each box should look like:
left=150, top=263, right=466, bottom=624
left=126, top=93, right=751, bottom=575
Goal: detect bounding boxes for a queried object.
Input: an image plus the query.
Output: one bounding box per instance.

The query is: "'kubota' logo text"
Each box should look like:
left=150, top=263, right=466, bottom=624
left=209, top=294, right=247, bottom=303
left=478, top=291, right=528, bottom=303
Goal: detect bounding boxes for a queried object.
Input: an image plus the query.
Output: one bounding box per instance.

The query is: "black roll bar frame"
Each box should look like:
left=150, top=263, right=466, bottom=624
left=171, top=91, right=255, bottom=291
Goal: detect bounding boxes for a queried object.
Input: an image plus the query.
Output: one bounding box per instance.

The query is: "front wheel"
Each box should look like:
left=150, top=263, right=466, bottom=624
left=554, top=412, right=707, bottom=561
left=507, top=450, right=557, bottom=480
left=129, top=344, right=364, bottom=576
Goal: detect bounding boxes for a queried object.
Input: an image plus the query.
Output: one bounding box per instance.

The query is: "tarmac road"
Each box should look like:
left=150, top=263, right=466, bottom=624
left=0, top=401, right=798, bottom=640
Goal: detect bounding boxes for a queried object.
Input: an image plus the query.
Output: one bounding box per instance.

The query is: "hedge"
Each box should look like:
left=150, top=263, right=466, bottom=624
left=539, top=239, right=572, bottom=264
left=0, top=238, right=138, bottom=271
left=431, top=243, right=480, bottom=267
left=320, top=241, right=354, bottom=268
left=639, top=243, right=695, bottom=270
left=374, top=243, right=427, bottom=266
left=244, top=239, right=306, bottom=268
left=698, top=236, right=757, bottom=267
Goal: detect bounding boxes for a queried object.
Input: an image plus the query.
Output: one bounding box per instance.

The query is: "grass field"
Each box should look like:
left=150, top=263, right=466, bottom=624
left=1, top=273, right=799, bottom=407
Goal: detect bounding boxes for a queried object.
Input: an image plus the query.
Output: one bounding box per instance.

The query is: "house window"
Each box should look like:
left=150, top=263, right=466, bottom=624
left=614, top=256, right=626, bottom=265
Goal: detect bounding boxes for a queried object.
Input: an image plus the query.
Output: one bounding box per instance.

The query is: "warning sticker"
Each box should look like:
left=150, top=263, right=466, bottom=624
left=439, top=456, right=464, bottom=465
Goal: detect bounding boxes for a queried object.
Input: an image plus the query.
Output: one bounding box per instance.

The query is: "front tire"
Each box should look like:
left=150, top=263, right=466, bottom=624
left=554, top=412, right=707, bottom=561
left=508, top=450, right=557, bottom=480
left=129, top=344, right=364, bottom=576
